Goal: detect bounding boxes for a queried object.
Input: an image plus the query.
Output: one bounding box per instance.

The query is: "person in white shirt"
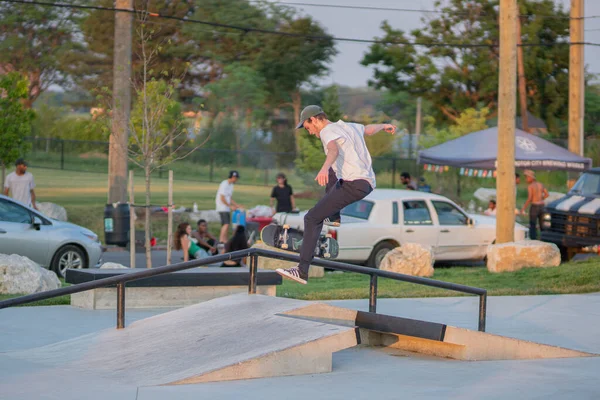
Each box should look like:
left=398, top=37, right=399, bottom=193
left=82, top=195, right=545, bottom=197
left=484, top=200, right=497, bottom=216
left=215, top=171, right=243, bottom=243
left=3, top=158, right=37, bottom=209
left=276, top=105, right=396, bottom=285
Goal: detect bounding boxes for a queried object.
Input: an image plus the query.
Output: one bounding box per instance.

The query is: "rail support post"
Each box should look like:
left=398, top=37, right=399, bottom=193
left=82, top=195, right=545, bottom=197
left=478, top=292, right=487, bottom=332
left=117, top=282, right=126, bottom=329
left=248, top=253, right=258, bottom=294
left=369, top=275, right=378, bottom=313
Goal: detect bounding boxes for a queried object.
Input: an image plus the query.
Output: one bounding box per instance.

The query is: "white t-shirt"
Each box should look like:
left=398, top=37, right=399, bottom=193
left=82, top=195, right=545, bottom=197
left=320, top=120, right=376, bottom=188
left=4, top=171, right=35, bottom=207
left=215, top=180, right=234, bottom=212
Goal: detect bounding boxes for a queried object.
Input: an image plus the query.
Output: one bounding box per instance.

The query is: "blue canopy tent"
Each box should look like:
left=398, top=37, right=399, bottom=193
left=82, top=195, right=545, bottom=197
left=417, top=127, right=592, bottom=172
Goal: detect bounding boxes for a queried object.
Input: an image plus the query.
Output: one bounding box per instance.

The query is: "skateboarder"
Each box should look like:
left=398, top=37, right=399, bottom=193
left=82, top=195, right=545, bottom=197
left=276, top=105, right=396, bottom=284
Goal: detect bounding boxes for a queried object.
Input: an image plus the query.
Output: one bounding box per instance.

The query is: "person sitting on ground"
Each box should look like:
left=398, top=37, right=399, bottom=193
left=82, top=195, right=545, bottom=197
left=174, top=222, right=221, bottom=266
left=484, top=200, right=497, bottom=216
left=191, top=219, right=217, bottom=255
left=222, top=225, right=249, bottom=267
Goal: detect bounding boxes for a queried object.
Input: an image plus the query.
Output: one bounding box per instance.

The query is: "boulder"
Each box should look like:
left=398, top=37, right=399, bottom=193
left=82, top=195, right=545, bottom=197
left=474, top=188, right=497, bottom=203
left=99, top=262, right=129, bottom=269
left=37, top=202, right=68, bottom=221
left=0, top=254, right=61, bottom=295
left=379, top=244, right=435, bottom=277
left=251, top=242, right=324, bottom=278
left=486, top=240, right=561, bottom=273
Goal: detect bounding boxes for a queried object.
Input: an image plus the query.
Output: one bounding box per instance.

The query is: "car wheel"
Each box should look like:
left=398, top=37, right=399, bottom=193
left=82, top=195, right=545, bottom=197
left=367, top=241, right=397, bottom=269
left=52, top=245, right=86, bottom=278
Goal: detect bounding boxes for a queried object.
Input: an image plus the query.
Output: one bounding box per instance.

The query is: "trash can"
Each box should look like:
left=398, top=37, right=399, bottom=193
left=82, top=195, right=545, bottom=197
left=104, top=203, right=130, bottom=247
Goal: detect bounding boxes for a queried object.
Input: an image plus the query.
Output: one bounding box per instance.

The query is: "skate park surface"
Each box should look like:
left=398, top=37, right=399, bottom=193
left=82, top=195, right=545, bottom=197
left=1, top=293, right=600, bottom=399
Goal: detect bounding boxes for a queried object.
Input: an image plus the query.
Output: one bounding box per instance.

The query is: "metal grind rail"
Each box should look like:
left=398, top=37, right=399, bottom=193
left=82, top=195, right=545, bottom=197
left=0, top=248, right=488, bottom=332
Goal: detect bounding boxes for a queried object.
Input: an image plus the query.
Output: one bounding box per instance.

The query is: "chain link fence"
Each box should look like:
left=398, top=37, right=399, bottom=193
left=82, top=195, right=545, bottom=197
left=23, top=137, right=421, bottom=189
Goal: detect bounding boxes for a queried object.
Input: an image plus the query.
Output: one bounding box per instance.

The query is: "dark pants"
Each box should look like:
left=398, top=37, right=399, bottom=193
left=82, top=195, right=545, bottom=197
left=529, top=204, right=544, bottom=240
left=326, top=168, right=341, bottom=222
left=298, top=177, right=373, bottom=278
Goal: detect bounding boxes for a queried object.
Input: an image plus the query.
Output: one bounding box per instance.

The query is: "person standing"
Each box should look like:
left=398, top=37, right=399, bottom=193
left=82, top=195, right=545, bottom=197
left=400, top=172, right=418, bottom=190
left=215, top=171, right=243, bottom=243
left=520, top=170, right=549, bottom=239
left=3, top=158, right=37, bottom=209
left=270, top=173, right=296, bottom=214
left=276, top=105, right=396, bottom=284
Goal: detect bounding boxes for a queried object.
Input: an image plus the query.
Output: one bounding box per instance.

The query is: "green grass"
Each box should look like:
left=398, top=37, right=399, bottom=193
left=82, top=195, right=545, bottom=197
left=31, top=168, right=317, bottom=244
left=0, top=279, right=71, bottom=306
left=277, top=258, right=600, bottom=300
left=4, top=258, right=599, bottom=307
left=4, top=165, right=594, bottom=308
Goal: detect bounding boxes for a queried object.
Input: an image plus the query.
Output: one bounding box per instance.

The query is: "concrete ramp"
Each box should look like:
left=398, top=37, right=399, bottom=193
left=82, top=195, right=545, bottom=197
left=6, top=294, right=595, bottom=387
left=7, top=294, right=358, bottom=386
left=283, top=303, right=596, bottom=361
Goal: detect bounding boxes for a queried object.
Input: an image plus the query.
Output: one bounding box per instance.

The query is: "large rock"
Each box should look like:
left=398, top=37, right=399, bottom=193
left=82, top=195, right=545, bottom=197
left=37, top=202, right=68, bottom=221
left=0, top=254, right=61, bottom=295
left=251, top=242, right=324, bottom=278
left=474, top=188, right=497, bottom=203
left=379, top=244, right=435, bottom=277
left=486, top=240, right=561, bottom=273
left=100, top=262, right=129, bottom=269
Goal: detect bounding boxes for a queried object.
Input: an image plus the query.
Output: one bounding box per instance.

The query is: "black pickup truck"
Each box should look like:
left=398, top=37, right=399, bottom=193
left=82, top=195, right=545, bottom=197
left=541, top=168, right=600, bottom=260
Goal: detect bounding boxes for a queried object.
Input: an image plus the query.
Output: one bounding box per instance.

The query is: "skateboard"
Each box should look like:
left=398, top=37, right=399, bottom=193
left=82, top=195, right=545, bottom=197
left=260, top=224, right=339, bottom=259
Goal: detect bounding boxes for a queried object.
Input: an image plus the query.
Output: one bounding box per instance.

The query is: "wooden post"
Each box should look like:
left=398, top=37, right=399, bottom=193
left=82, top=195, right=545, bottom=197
left=496, top=0, right=518, bottom=244
left=516, top=16, right=529, bottom=133
left=166, top=170, right=173, bottom=265
left=568, top=0, right=584, bottom=188
left=129, top=170, right=135, bottom=269
left=107, top=0, right=133, bottom=204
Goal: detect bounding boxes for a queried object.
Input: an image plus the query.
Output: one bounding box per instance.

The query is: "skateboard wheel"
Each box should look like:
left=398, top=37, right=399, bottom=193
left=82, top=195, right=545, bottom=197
left=324, top=252, right=331, bottom=258
left=283, top=224, right=290, bottom=229
left=281, top=244, right=289, bottom=250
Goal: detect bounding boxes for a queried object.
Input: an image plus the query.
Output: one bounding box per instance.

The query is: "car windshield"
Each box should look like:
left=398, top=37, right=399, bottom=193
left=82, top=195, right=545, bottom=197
left=569, top=172, right=600, bottom=196
left=341, top=200, right=374, bottom=220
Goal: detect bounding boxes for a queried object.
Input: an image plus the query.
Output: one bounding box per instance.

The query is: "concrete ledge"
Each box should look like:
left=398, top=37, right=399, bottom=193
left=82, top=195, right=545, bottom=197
left=71, top=285, right=277, bottom=309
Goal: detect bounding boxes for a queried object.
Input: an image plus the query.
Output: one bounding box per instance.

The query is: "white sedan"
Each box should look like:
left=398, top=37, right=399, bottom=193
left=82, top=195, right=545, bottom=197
left=273, top=189, right=528, bottom=268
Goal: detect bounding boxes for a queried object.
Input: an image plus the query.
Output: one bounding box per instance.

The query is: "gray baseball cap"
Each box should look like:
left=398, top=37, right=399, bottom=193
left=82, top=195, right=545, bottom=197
left=296, top=105, right=324, bottom=129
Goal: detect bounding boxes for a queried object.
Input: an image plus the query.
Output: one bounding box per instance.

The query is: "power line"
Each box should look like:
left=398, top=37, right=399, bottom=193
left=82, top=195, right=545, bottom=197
left=2, top=0, right=600, bottom=48
left=255, top=1, right=591, bottom=20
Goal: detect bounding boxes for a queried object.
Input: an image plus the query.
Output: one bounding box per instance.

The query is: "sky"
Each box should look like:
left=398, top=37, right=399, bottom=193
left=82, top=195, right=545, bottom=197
left=270, top=0, right=600, bottom=87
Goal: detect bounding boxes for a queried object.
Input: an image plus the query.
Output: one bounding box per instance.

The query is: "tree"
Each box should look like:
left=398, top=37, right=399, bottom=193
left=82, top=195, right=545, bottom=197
left=256, top=14, right=337, bottom=152
left=70, top=0, right=197, bottom=104
left=420, top=107, right=490, bottom=149
left=0, top=2, right=84, bottom=107
left=96, top=19, right=204, bottom=268
left=361, top=0, right=569, bottom=133
left=0, top=73, right=34, bottom=186
left=203, top=65, right=268, bottom=166
left=585, top=84, right=600, bottom=136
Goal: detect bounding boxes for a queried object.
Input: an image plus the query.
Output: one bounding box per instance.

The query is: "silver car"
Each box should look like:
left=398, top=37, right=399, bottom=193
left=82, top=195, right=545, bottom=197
left=0, top=195, right=103, bottom=278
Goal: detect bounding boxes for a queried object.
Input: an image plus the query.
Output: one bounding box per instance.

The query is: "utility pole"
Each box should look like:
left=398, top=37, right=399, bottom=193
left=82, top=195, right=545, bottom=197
left=108, top=0, right=133, bottom=204
left=568, top=0, right=584, bottom=189
left=516, top=16, right=529, bottom=133
left=415, top=97, right=422, bottom=143
left=496, top=0, right=518, bottom=244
